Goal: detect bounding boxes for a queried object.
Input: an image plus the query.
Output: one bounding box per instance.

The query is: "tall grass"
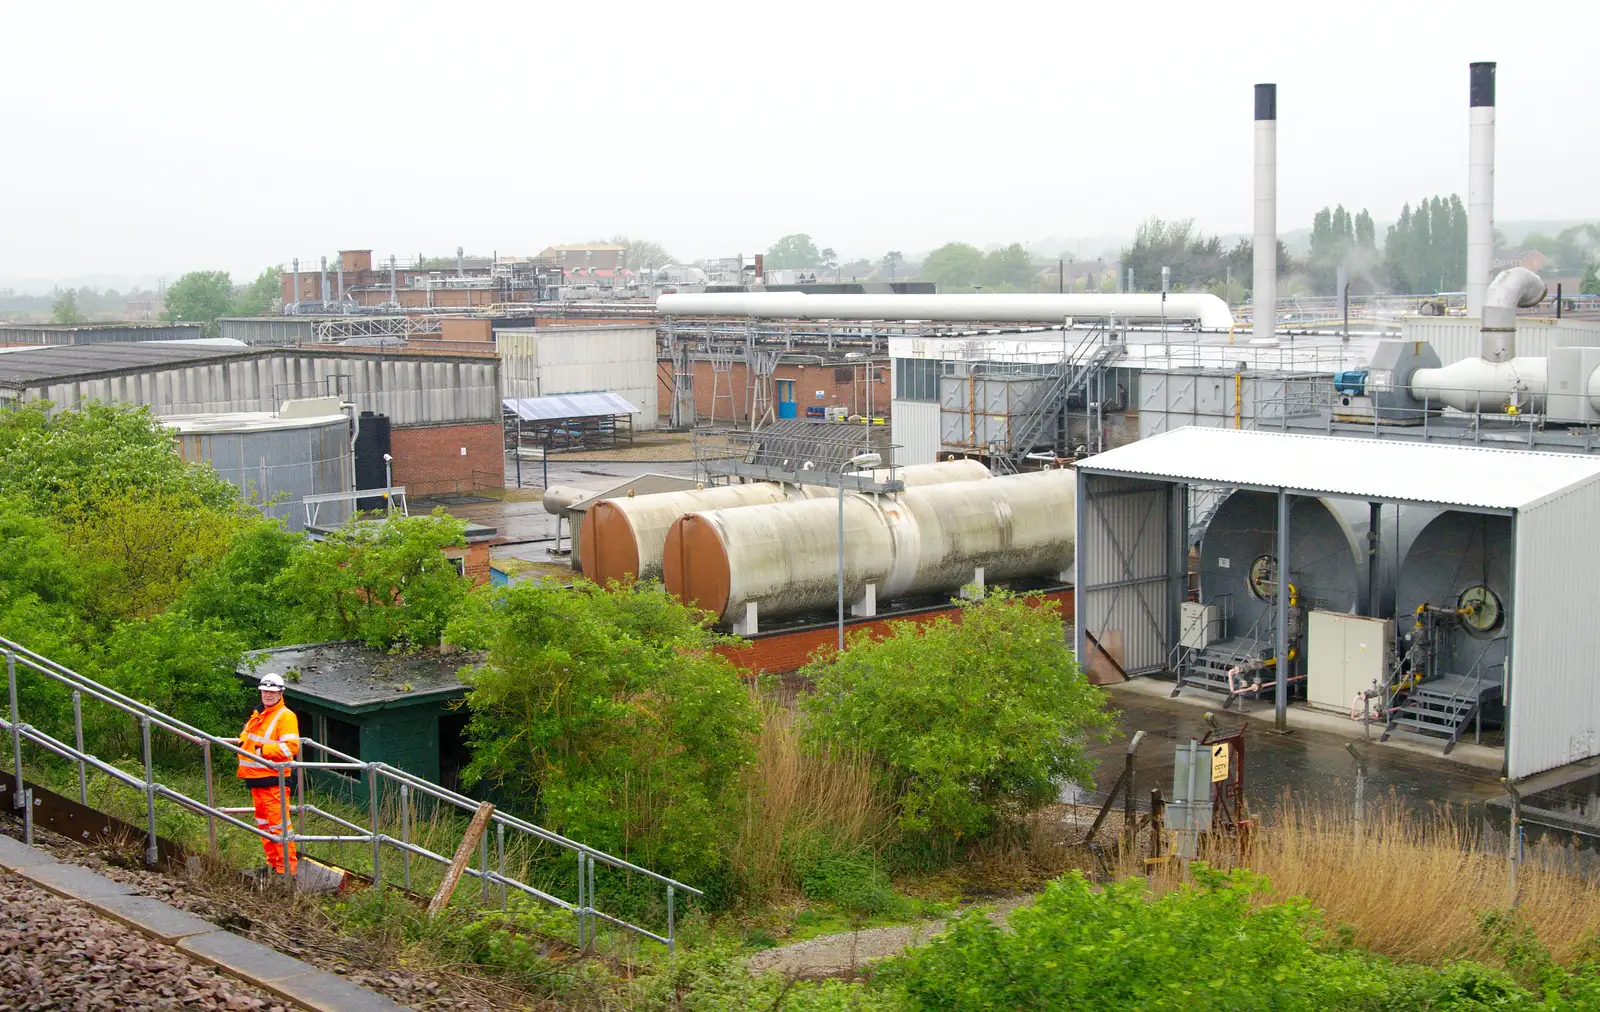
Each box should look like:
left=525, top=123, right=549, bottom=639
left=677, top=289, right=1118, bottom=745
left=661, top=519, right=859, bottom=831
left=728, top=690, right=895, bottom=903
left=1118, top=793, right=1600, bottom=966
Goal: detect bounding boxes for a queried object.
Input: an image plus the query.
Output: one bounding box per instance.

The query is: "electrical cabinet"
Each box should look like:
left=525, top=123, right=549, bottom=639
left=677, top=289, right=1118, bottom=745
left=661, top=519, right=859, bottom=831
left=1179, top=602, right=1221, bottom=649
left=1306, top=611, right=1394, bottom=714
left=1545, top=347, right=1600, bottom=424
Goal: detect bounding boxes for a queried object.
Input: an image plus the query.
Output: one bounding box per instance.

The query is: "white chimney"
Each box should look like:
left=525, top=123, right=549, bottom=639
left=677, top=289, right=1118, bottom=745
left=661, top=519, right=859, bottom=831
left=1253, top=83, right=1277, bottom=341
left=1467, top=62, right=1496, bottom=319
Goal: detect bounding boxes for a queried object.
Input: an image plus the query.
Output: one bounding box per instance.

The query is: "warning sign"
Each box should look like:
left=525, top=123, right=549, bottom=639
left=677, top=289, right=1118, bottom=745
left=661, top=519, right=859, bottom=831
left=1211, top=743, right=1230, bottom=782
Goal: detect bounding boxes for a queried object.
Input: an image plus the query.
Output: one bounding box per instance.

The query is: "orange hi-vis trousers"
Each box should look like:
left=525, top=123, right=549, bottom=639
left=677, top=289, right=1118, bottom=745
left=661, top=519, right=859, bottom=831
left=250, top=784, right=298, bottom=874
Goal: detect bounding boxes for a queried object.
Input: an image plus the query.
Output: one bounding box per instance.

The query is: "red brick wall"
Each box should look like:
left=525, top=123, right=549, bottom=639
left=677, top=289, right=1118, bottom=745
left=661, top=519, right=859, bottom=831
left=388, top=422, right=505, bottom=496
left=443, top=542, right=494, bottom=585
left=714, top=588, right=1075, bottom=675
left=659, top=359, right=892, bottom=424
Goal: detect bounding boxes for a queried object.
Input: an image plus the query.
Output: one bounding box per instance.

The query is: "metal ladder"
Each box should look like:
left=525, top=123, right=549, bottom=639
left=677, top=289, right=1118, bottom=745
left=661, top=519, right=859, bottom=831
left=1380, top=661, right=1502, bottom=754
left=0, top=636, right=698, bottom=951
left=1002, top=326, right=1121, bottom=466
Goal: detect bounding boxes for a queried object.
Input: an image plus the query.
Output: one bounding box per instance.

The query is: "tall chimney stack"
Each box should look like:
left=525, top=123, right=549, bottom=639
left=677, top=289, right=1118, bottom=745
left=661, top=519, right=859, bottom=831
left=1467, top=61, right=1496, bottom=318
left=1253, top=83, right=1277, bottom=341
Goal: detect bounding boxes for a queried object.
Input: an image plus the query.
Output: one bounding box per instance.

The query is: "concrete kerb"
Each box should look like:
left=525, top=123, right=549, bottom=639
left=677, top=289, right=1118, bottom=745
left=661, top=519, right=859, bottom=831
left=0, top=832, right=408, bottom=1012
left=1110, top=675, right=1505, bottom=772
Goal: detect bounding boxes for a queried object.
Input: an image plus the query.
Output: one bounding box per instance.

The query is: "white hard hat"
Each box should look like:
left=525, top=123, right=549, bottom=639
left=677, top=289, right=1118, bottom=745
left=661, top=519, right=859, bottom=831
left=258, top=673, right=286, bottom=691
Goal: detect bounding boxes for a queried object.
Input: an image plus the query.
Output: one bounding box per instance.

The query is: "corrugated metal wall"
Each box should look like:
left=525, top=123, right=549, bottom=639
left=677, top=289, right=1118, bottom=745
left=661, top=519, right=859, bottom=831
left=497, top=326, right=659, bottom=430
left=1401, top=317, right=1600, bottom=366
left=1509, top=476, right=1600, bottom=779
left=891, top=399, right=939, bottom=466
left=219, top=318, right=318, bottom=345
left=174, top=417, right=352, bottom=531
left=0, top=324, right=204, bottom=345
left=24, top=351, right=499, bottom=425
left=1079, top=474, right=1172, bottom=672
left=1136, top=370, right=1320, bottom=437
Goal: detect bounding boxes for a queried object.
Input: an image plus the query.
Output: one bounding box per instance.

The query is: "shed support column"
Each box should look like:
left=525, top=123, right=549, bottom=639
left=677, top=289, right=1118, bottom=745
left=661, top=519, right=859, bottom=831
left=1169, top=482, right=1188, bottom=669
left=1074, top=469, right=1089, bottom=663
left=1365, top=501, right=1381, bottom=617
left=1275, top=488, right=1291, bottom=732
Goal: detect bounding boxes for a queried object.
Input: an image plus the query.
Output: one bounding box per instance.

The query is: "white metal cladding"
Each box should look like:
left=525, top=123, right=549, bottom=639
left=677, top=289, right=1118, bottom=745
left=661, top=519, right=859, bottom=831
left=1400, top=316, right=1600, bottom=366
left=18, top=352, right=499, bottom=425
left=891, top=399, right=939, bottom=466
left=497, top=326, right=659, bottom=431
left=1508, top=475, right=1600, bottom=779
left=1079, top=474, right=1171, bottom=672
left=1079, top=427, right=1600, bottom=511
left=1136, top=370, right=1325, bottom=438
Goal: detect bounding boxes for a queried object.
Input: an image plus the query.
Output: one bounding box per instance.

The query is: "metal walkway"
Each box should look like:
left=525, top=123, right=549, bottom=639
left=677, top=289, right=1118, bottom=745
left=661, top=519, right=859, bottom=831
left=1381, top=672, right=1501, bottom=754
left=1, top=637, right=698, bottom=950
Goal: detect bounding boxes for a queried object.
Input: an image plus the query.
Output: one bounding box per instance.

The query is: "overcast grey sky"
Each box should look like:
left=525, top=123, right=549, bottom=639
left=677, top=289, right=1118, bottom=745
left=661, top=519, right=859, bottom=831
left=1, top=0, right=1594, bottom=286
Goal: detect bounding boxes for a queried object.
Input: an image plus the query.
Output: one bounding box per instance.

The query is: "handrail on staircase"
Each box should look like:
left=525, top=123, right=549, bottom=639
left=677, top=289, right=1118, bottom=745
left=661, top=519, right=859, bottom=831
left=0, top=635, right=698, bottom=951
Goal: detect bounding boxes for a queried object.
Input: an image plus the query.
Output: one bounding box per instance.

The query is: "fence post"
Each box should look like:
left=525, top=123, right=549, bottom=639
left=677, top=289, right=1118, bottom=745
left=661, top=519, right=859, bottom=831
left=575, top=851, right=587, bottom=950
left=479, top=824, right=490, bottom=904
left=141, top=716, right=158, bottom=865
left=72, top=690, right=87, bottom=806
left=399, top=783, right=412, bottom=892
left=497, top=823, right=506, bottom=912
left=22, top=787, right=33, bottom=846
left=1504, top=778, right=1522, bottom=910
left=368, top=765, right=382, bottom=889
left=7, top=653, right=21, bottom=815
left=667, top=884, right=676, bottom=953
left=1346, top=743, right=1365, bottom=847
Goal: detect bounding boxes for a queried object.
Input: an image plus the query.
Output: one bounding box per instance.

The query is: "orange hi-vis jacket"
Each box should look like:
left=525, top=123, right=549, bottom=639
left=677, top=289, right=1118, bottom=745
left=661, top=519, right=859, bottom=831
left=236, top=701, right=301, bottom=785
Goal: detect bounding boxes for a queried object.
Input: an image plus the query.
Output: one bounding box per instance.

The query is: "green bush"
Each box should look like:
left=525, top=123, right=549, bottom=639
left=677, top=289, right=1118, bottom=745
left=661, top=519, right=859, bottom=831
left=801, top=592, right=1111, bottom=841
left=446, top=580, right=758, bottom=887
left=787, top=835, right=902, bottom=919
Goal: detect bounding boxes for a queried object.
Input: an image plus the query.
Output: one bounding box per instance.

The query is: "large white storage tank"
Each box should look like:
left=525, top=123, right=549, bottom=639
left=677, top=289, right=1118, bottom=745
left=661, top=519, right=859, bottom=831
left=163, top=407, right=353, bottom=531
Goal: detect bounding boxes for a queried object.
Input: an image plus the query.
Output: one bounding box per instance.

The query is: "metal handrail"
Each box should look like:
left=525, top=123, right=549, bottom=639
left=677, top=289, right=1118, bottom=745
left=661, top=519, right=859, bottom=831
left=1, top=637, right=699, bottom=951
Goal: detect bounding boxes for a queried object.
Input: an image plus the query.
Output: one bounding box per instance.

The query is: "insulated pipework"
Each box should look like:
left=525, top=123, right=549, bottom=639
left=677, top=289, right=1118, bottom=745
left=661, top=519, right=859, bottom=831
left=1410, top=267, right=1548, bottom=412
left=1253, top=83, right=1277, bottom=343
left=1466, top=62, right=1496, bottom=319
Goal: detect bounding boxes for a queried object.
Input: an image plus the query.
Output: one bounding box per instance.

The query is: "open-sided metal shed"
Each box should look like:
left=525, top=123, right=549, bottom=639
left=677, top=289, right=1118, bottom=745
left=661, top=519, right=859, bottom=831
left=1074, top=426, right=1600, bottom=780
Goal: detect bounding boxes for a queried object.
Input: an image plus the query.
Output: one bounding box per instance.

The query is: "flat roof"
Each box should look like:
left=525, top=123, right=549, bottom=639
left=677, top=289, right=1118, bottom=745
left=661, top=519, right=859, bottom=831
left=241, top=642, right=472, bottom=712
left=1076, top=427, right=1600, bottom=512
left=161, top=411, right=348, bottom=433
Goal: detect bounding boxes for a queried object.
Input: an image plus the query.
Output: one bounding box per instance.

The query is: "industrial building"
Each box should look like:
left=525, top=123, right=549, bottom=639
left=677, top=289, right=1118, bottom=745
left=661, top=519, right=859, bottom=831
left=0, top=321, right=207, bottom=346
left=278, top=248, right=563, bottom=313
left=1073, top=427, right=1600, bottom=781
left=0, top=342, right=504, bottom=502
left=496, top=324, right=659, bottom=431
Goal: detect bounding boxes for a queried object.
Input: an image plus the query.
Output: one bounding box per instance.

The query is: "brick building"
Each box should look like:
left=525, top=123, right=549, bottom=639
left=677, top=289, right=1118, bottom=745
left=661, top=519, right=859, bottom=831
left=279, top=249, right=561, bottom=312
left=665, top=357, right=892, bottom=425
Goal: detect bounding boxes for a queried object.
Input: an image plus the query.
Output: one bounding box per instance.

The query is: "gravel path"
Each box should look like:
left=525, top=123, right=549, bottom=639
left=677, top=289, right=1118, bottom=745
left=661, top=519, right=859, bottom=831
left=0, top=867, right=293, bottom=1011
left=747, top=895, right=1035, bottom=978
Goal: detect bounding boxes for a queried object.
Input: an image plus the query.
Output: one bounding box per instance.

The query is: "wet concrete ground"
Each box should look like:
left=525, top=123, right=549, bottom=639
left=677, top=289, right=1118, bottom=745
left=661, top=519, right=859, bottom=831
left=1081, top=681, right=1504, bottom=814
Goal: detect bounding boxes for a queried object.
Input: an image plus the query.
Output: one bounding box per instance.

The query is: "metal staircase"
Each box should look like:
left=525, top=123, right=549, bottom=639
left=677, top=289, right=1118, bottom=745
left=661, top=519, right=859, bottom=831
left=1, top=636, right=697, bottom=951
left=1380, top=666, right=1501, bottom=754
left=998, top=326, right=1122, bottom=470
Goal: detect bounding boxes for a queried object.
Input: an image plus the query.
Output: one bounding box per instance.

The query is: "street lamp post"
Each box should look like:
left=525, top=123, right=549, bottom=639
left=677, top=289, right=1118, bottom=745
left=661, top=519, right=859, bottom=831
left=838, top=451, right=883, bottom=651
left=382, top=453, right=394, bottom=517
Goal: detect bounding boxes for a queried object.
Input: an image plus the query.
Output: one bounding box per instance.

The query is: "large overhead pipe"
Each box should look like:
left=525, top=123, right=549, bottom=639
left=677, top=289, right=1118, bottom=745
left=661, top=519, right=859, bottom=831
left=1253, top=83, right=1277, bottom=342
left=1410, top=267, right=1548, bottom=411
left=657, top=292, right=1234, bottom=330
left=1467, top=62, right=1496, bottom=319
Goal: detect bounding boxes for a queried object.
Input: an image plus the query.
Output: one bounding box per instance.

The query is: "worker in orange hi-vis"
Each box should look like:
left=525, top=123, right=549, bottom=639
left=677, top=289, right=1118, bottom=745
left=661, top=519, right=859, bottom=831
left=236, top=672, right=301, bottom=875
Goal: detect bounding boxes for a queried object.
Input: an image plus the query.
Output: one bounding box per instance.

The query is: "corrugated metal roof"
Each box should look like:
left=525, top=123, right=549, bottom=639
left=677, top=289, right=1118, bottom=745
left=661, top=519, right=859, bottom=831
left=0, top=342, right=249, bottom=386
left=503, top=392, right=639, bottom=421
left=1077, top=427, right=1600, bottom=510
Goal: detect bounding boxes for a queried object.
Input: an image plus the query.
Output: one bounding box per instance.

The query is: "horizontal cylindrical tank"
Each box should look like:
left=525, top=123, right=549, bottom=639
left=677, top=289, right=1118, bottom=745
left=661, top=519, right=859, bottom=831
left=657, top=292, right=1235, bottom=330
left=165, top=411, right=353, bottom=532
left=665, top=469, right=1075, bottom=624
left=582, top=483, right=790, bottom=584
left=580, top=460, right=994, bottom=584
left=1394, top=511, right=1512, bottom=680
left=543, top=485, right=597, bottom=515
left=1197, top=491, right=1431, bottom=637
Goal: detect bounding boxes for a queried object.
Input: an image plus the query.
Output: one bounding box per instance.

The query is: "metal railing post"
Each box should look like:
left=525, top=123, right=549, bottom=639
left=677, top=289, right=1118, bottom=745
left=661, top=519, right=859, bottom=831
left=141, top=716, right=158, bottom=865
left=575, top=851, right=586, bottom=949
left=22, top=787, right=32, bottom=845
left=367, top=764, right=382, bottom=889
left=7, top=653, right=22, bottom=813
left=202, top=741, right=217, bottom=858
left=479, top=824, right=490, bottom=904
left=496, top=823, right=506, bottom=911
left=587, top=851, right=596, bottom=948
left=72, top=690, right=86, bottom=805
left=667, top=885, right=675, bottom=953
left=399, top=783, right=412, bottom=891
left=278, top=768, right=292, bottom=890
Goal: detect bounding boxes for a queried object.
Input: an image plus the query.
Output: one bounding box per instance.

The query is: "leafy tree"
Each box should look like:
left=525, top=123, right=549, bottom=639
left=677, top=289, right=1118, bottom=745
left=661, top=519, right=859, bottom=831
left=1384, top=194, right=1467, bottom=293
left=1515, top=224, right=1599, bottom=275
left=766, top=234, right=822, bottom=270
left=819, top=248, right=838, bottom=269
left=917, top=243, right=985, bottom=290
left=51, top=289, right=84, bottom=324
left=607, top=235, right=676, bottom=271
left=446, top=580, right=758, bottom=883
left=277, top=510, right=470, bottom=650
left=801, top=592, right=1111, bottom=840
left=1122, top=218, right=1290, bottom=296
left=978, top=243, right=1036, bottom=292
left=93, top=612, right=249, bottom=750
left=231, top=266, right=281, bottom=316
left=163, top=270, right=235, bottom=335
left=178, top=520, right=302, bottom=648
left=1583, top=262, right=1600, bottom=296
left=1305, top=204, right=1380, bottom=294
left=881, top=250, right=904, bottom=281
